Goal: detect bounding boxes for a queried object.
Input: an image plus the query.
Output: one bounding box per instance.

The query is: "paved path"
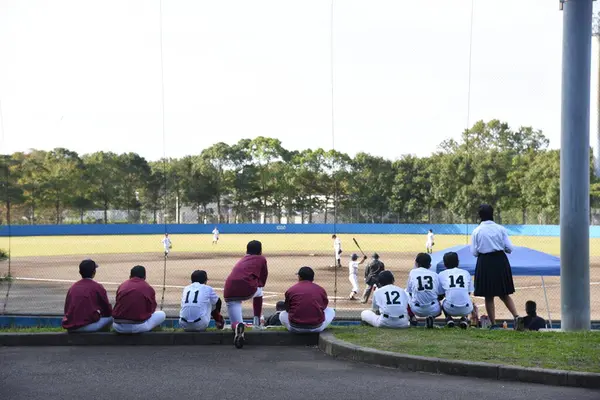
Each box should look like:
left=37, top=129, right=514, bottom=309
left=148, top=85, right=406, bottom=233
left=0, top=346, right=598, bottom=400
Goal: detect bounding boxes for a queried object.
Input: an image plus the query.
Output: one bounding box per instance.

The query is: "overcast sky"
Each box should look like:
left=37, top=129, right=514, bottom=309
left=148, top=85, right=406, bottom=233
left=0, top=1, right=588, bottom=161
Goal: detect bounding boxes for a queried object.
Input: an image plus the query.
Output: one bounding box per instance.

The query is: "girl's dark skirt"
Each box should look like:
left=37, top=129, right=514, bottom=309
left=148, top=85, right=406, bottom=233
left=474, top=251, right=515, bottom=297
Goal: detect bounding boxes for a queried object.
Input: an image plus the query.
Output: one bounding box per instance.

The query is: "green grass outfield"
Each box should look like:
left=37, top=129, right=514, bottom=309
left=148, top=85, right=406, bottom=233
left=0, top=233, right=599, bottom=257
left=333, top=326, right=600, bottom=373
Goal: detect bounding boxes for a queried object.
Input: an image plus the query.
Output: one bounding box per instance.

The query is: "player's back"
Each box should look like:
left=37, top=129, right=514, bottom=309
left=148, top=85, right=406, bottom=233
left=439, top=268, right=473, bottom=306
left=180, top=282, right=217, bottom=320
left=373, top=284, right=409, bottom=317
left=407, top=268, right=441, bottom=306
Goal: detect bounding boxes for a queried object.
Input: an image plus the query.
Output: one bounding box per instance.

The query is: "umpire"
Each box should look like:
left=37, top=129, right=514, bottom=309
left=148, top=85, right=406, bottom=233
left=360, top=253, right=385, bottom=304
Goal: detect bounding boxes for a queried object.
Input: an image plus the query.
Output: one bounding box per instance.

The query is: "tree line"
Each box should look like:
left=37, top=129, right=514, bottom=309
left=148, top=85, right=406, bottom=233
left=1, top=119, right=600, bottom=226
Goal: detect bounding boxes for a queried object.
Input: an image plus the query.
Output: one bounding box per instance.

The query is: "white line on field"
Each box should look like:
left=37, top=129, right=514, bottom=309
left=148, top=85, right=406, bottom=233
left=12, top=277, right=281, bottom=295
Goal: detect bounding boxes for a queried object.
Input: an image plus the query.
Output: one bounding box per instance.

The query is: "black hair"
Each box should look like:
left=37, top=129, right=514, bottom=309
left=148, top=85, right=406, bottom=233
left=478, top=204, right=494, bottom=222
left=443, top=252, right=459, bottom=269
left=130, top=265, right=146, bottom=279
left=79, top=259, right=97, bottom=279
left=275, top=301, right=286, bottom=311
left=377, top=271, right=395, bottom=287
left=415, top=253, right=431, bottom=269
left=525, top=300, right=537, bottom=317
left=191, top=270, right=208, bottom=284
left=247, top=240, right=262, bottom=255
left=297, top=266, right=315, bottom=282
left=429, top=229, right=433, bottom=233
left=332, top=234, right=337, bottom=239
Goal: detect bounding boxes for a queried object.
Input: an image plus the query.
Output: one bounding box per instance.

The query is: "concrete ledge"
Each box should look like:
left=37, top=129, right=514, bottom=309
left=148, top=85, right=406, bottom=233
left=0, top=331, right=319, bottom=347
left=318, top=332, right=600, bottom=389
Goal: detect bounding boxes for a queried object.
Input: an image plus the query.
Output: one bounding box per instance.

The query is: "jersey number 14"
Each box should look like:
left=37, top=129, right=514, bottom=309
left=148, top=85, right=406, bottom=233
left=449, top=275, right=465, bottom=288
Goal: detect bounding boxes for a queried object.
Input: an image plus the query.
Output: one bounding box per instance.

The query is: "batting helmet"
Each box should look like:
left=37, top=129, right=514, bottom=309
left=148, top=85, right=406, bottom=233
left=372, top=253, right=379, bottom=259
left=351, top=253, right=358, bottom=261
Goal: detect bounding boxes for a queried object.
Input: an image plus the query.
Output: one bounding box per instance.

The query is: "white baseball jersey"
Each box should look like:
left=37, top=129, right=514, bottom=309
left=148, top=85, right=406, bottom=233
left=162, top=237, right=171, bottom=249
left=438, top=268, right=474, bottom=307
left=180, top=283, right=219, bottom=322
left=406, top=268, right=442, bottom=306
left=334, top=238, right=342, bottom=252
left=349, top=260, right=359, bottom=276
left=212, top=229, right=219, bottom=237
left=372, top=284, right=410, bottom=318
left=426, top=232, right=434, bottom=245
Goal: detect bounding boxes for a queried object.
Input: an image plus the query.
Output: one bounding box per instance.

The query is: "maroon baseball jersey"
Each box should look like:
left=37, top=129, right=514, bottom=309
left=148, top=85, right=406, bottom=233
left=62, top=279, right=112, bottom=330
left=224, top=255, right=268, bottom=300
left=112, top=277, right=157, bottom=322
left=284, top=280, right=329, bottom=327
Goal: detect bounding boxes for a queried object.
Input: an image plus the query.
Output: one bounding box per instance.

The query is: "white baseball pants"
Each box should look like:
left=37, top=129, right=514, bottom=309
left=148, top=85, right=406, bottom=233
left=70, top=317, right=113, bottom=333
left=361, top=310, right=409, bottom=329
left=179, top=315, right=210, bottom=332
left=442, top=301, right=473, bottom=317
left=113, top=311, right=166, bottom=334
left=226, top=287, right=263, bottom=327
left=410, top=302, right=441, bottom=318
left=279, top=308, right=335, bottom=333
left=349, top=274, right=359, bottom=293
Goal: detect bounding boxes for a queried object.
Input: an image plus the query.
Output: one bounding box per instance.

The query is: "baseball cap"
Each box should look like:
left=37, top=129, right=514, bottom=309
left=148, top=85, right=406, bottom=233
left=79, top=259, right=98, bottom=277
left=297, top=266, right=315, bottom=281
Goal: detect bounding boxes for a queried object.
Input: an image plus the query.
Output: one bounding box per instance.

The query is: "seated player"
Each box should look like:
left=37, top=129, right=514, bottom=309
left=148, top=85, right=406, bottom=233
left=361, top=271, right=410, bottom=329
left=179, top=270, right=225, bottom=331
left=264, top=301, right=286, bottom=326
left=62, top=259, right=113, bottom=333
left=279, top=267, right=335, bottom=333
left=522, top=300, right=546, bottom=331
left=438, top=252, right=474, bottom=329
left=112, top=265, right=166, bottom=334
left=406, top=253, right=442, bottom=328
left=224, top=240, right=268, bottom=349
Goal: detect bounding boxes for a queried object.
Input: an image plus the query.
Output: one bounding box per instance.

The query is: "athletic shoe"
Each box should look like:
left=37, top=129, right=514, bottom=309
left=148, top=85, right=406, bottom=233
left=445, top=317, right=455, bottom=328
left=234, top=323, right=245, bottom=349
left=514, top=316, right=525, bottom=331
left=459, top=317, right=469, bottom=330
left=215, top=315, right=225, bottom=330
left=426, top=316, right=434, bottom=329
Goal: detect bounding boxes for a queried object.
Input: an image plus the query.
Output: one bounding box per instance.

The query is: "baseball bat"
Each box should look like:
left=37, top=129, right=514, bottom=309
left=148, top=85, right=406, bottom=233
left=352, top=237, right=367, bottom=258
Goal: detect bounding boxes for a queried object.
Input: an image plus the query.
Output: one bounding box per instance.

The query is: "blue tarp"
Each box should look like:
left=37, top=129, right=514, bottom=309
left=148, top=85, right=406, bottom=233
left=431, top=245, right=560, bottom=277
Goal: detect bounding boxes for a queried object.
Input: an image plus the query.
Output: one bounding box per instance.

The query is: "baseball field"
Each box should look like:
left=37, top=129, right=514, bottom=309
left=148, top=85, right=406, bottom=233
left=1, top=233, right=599, bottom=320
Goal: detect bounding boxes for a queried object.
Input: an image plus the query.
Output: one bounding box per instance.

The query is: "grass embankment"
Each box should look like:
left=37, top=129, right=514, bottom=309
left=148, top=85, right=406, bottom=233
left=0, top=234, right=595, bottom=257
left=332, top=326, right=600, bottom=373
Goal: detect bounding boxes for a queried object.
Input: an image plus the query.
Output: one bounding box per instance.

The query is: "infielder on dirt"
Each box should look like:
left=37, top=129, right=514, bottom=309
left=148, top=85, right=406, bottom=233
left=162, top=233, right=172, bottom=257
left=406, top=253, right=443, bottom=329
left=332, top=234, right=342, bottom=268
left=348, top=253, right=368, bottom=300
left=361, top=271, right=410, bottom=329
left=224, top=240, right=268, bottom=348
left=361, top=253, right=385, bottom=304
left=179, top=270, right=225, bottom=331
left=212, top=226, right=219, bottom=245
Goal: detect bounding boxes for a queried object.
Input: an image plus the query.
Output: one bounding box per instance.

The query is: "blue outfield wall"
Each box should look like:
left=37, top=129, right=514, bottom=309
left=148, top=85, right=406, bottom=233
left=2, top=223, right=600, bottom=237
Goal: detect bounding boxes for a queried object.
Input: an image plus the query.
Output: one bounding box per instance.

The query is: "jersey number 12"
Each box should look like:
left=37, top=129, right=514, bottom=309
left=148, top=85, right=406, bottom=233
left=384, top=291, right=401, bottom=305
left=185, top=290, right=199, bottom=304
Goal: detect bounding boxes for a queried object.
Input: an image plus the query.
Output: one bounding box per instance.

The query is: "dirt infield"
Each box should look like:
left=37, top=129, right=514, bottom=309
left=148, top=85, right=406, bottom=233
left=1, top=251, right=599, bottom=321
